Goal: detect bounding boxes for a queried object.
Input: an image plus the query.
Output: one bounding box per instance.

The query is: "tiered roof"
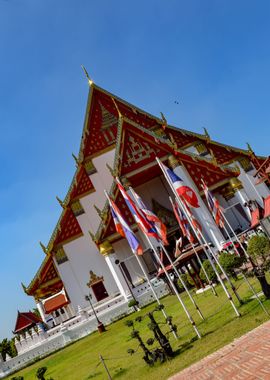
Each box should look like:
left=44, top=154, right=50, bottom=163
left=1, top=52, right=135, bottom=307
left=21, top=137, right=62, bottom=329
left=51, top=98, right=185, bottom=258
left=25, top=78, right=266, bottom=297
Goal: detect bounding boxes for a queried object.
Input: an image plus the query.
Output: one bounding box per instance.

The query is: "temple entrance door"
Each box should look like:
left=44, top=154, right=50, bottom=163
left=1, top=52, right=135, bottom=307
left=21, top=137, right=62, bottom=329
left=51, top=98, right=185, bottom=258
left=91, top=281, right=109, bottom=302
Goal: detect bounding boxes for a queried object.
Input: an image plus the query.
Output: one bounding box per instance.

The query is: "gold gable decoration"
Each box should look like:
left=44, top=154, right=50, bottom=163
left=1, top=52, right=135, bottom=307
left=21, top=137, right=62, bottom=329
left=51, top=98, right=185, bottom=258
left=151, top=199, right=178, bottom=231
left=237, top=157, right=253, bottom=172
left=70, top=200, right=85, bottom=217
left=87, top=270, right=104, bottom=287
left=194, top=141, right=209, bottom=156
left=55, top=247, right=68, bottom=265
left=84, top=159, right=97, bottom=175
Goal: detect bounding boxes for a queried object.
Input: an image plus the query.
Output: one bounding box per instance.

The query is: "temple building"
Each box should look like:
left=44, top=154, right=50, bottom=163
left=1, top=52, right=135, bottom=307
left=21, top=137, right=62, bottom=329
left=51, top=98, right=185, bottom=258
left=22, top=77, right=270, bottom=330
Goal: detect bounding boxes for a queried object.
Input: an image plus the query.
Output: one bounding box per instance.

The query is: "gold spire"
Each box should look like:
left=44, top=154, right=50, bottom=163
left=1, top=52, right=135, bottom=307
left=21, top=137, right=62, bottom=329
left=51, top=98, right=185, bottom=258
left=56, top=196, right=67, bottom=209
left=72, top=153, right=80, bottom=167
left=81, top=65, right=94, bottom=86
left=246, top=142, right=254, bottom=154
left=203, top=127, right=210, bottom=140
left=88, top=230, right=97, bottom=243
left=160, top=112, right=167, bottom=129
left=21, top=282, right=27, bottom=293
left=106, top=163, right=117, bottom=177
left=39, top=241, right=48, bottom=255
left=94, top=205, right=107, bottom=221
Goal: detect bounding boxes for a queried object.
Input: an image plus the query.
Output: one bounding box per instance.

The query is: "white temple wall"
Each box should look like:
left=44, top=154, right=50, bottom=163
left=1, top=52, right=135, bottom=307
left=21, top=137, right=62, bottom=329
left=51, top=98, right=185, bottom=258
left=56, top=235, right=119, bottom=310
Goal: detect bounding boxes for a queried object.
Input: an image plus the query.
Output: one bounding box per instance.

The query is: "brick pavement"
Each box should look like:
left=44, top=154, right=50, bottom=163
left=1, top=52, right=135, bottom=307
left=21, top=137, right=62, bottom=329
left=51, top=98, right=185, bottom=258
left=169, top=320, right=270, bottom=380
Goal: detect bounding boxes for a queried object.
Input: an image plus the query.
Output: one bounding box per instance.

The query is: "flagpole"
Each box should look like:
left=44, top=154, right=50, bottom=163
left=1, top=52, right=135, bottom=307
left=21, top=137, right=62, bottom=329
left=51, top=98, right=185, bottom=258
left=104, top=191, right=178, bottom=338
left=169, top=196, right=218, bottom=297
left=160, top=242, right=205, bottom=320
left=220, top=209, right=270, bottom=317
left=128, top=187, right=205, bottom=321
left=140, top=232, right=201, bottom=338
left=156, top=157, right=241, bottom=317
left=201, top=179, right=270, bottom=316
left=133, top=253, right=179, bottom=339
left=115, top=182, right=201, bottom=338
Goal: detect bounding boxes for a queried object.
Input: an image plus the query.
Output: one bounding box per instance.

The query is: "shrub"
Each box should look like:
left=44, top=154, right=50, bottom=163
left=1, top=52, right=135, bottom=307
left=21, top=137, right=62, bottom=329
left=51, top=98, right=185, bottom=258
left=177, top=273, right=194, bottom=291
left=128, top=299, right=139, bottom=308
left=199, top=260, right=217, bottom=283
left=36, top=367, right=47, bottom=380
left=247, top=235, right=270, bottom=262
left=218, top=252, right=245, bottom=279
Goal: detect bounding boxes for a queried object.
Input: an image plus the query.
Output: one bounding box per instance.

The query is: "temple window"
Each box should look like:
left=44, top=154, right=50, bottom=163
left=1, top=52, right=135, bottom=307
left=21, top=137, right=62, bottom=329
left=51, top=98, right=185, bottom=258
left=55, top=247, right=68, bottom=265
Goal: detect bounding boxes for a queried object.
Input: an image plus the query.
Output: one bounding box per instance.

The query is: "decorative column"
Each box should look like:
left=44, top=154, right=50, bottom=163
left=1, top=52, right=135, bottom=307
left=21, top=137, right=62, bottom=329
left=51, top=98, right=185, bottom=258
left=99, top=240, right=132, bottom=300
left=168, top=155, right=224, bottom=250
left=229, top=178, right=251, bottom=220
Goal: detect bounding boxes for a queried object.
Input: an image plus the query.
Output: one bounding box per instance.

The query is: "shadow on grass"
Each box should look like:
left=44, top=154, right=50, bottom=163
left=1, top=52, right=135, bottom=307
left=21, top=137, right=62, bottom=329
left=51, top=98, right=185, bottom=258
left=113, top=367, right=128, bottom=378
left=84, top=370, right=102, bottom=379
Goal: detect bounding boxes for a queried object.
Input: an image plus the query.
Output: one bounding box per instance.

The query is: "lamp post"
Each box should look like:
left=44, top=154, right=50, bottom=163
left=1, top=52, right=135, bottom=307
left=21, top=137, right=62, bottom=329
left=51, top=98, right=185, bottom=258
left=85, top=294, right=106, bottom=333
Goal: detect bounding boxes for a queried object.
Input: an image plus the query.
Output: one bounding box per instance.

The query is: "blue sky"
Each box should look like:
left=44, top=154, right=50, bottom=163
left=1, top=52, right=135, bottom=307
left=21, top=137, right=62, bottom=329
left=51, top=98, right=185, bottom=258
left=1, top=0, right=270, bottom=339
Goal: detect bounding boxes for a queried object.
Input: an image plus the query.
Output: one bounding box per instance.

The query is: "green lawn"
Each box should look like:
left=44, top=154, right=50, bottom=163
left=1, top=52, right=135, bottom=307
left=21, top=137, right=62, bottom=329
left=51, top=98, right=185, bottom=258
left=7, top=276, right=270, bottom=380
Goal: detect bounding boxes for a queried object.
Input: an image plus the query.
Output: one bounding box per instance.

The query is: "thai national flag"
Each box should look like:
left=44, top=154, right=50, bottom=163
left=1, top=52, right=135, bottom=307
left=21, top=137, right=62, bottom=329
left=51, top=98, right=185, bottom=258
left=116, top=178, right=160, bottom=241
left=107, top=194, right=143, bottom=255
left=131, top=187, right=168, bottom=245
left=202, top=181, right=224, bottom=228
left=160, top=162, right=200, bottom=208
left=172, top=200, right=195, bottom=243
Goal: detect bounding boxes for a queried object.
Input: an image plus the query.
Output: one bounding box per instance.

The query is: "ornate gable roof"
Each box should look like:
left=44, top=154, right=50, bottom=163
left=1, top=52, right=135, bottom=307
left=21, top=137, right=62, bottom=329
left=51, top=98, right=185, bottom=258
left=13, top=311, right=42, bottom=334
left=24, top=255, right=63, bottom=298
left=94, top=117, right=239, bottom=244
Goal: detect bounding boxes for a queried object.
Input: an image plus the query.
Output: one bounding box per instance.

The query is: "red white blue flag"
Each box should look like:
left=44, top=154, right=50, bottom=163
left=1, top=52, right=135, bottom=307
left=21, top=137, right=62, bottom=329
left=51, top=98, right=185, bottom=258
left=106, top=193, right=143, bottom=255
left=130, top=187, right=168, bottom=245
left=116, top=178, right=160, bottom=240
left=158, top=160, right=200, bottom=208
left=172, top=200, right=195, bottom=243
left=202, top=181, right=224, bottom=228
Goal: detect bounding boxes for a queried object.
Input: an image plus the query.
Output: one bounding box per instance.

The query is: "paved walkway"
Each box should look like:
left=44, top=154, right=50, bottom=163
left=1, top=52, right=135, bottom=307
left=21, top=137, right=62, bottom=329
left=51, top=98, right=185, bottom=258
left=169, top=320, right=270, bottom=380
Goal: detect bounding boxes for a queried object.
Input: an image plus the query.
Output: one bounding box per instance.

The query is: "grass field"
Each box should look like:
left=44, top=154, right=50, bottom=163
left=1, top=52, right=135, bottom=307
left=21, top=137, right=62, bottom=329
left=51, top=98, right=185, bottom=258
left=7, top=276, right=270, bottom=380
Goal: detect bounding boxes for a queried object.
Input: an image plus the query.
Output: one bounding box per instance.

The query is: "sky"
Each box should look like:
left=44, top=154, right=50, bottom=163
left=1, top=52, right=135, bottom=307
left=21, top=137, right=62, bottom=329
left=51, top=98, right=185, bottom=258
left=1, top=0, right=270, bottom=340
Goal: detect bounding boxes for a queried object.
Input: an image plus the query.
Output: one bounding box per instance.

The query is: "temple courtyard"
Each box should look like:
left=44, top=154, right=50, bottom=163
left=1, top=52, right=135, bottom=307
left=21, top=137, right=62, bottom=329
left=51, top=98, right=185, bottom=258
left=6, top=276, right=270, bottom=380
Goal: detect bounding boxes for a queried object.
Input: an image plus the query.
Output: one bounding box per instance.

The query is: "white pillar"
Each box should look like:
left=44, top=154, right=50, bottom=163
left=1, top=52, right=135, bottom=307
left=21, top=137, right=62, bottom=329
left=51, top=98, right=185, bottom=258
left=168, top=155, right=224, bottom=250
left=36, top=300, right=46, bottom=323
left=229, top=178, right=251, bottom=220
left=104, top=252, right=131, bottom=300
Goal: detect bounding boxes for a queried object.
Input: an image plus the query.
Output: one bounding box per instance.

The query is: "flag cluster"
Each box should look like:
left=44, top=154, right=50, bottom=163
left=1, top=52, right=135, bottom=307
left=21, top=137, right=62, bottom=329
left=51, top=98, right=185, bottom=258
left=202, top=181, right=224, bottom=228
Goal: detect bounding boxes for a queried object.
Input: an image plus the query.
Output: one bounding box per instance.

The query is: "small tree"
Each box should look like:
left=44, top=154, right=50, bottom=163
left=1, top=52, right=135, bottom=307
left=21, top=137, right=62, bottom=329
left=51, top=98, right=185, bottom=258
left=199, top=260, right=217, bottom=283
left=218, top=252, right=245, bottom=280
left=36, top=367, right=47, bottom=380
left=247, top=235, right=270, bottom=298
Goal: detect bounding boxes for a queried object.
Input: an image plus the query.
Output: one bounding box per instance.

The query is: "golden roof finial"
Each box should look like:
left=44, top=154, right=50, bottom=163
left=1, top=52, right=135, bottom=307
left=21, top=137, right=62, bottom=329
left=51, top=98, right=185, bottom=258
left=21, top=283, right=27, bottom=293
left=39, top=241, right=48, bottom=255
left=106, top=163, right=116, bottom=177
left=56, top=196, right=67, bottom=209
left=111, top=97, right=122, bottom=118
left=94, top=205, right=107, bottom=221
left=160, top=112, right=167, bottom=130
left=72, top=153, right=80, bottom=167
left=246, top=142, right=254, bottom=154
left=203, top=127, right=210, bottom=140
left=88, top=230, right=98, bottom=244
left=81, top=65, right=94, bottom=86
